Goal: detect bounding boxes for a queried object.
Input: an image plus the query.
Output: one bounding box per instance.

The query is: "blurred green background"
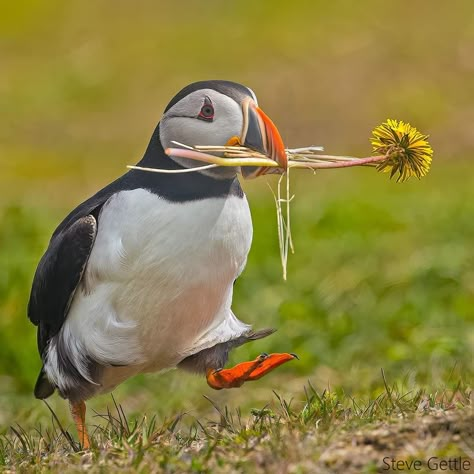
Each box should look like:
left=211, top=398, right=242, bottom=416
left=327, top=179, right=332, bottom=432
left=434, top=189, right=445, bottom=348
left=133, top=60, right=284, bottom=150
left=1, top=1, right=473, bottom=429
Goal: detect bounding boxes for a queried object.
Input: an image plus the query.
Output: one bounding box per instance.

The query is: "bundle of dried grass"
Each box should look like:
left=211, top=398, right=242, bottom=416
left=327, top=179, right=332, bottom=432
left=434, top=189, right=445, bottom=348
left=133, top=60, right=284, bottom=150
left=128, top=119, right=433, bottom=278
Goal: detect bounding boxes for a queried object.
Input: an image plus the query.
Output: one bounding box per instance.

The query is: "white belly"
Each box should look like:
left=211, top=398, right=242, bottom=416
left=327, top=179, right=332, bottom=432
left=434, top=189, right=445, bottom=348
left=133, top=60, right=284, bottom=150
left=63, top=188, right=253, bottom=375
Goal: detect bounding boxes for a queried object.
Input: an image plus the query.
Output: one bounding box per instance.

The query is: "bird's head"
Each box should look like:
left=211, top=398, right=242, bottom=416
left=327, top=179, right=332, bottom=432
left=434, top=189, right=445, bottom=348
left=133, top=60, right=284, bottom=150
left=159, top=80, right=287, bottom=179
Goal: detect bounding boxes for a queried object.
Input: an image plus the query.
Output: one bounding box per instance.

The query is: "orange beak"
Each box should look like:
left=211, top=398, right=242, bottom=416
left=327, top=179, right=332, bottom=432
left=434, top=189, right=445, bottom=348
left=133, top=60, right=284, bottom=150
left=239, top=98, right=287, bottom=179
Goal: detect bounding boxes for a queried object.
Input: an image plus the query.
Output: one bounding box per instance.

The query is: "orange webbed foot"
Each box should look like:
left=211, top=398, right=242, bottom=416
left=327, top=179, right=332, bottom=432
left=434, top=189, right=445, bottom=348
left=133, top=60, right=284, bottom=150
left=206, top=353, right=297, bottom=390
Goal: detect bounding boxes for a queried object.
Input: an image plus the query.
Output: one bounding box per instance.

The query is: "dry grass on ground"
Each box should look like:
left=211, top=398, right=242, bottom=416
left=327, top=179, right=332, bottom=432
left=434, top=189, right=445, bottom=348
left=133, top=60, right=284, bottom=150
left=2, top=382, right=472, bottom=473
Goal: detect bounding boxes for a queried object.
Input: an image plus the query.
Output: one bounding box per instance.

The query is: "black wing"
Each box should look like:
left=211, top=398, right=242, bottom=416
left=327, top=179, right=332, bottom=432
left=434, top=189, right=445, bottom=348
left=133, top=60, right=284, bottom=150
left=27, top=178, right=126, bottom=399
left=28, top=215, right=97, bottom=356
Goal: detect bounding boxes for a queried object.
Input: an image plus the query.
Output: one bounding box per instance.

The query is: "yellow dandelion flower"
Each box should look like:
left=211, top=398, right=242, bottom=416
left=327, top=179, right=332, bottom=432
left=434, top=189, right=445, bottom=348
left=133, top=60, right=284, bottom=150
left=370, top=119, right=433, bottom=182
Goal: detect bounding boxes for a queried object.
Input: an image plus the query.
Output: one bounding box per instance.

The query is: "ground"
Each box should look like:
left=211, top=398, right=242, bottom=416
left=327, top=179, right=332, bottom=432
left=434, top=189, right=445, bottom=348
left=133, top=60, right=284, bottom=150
left=1, top=1, right=473, bottom=471
left=2, top=386, right=472, bottom=473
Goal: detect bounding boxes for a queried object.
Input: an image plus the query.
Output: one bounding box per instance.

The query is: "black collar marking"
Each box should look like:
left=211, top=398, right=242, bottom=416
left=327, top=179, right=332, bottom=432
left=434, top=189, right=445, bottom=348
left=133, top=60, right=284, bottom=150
left=53, top=128, right=243, bottom=237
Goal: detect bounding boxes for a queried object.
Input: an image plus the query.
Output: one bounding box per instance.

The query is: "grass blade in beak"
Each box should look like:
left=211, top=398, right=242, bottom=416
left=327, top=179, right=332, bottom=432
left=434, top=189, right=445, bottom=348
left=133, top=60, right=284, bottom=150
left=165, top=148, right=279, bottom=168
left=127, top=164, right=219, bottom=174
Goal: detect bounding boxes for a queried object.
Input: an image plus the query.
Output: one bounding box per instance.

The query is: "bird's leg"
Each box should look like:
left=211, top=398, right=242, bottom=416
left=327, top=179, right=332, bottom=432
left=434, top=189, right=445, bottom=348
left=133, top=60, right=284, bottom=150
left=69, top=400, right=90, bottom=449
left=206, top=353, right=297, bottom=390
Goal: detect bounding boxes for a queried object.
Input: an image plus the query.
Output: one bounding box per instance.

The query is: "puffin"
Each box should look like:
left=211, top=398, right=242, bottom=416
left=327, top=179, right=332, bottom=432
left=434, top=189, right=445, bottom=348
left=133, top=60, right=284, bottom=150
left=28, top=80, right=296, bottom=449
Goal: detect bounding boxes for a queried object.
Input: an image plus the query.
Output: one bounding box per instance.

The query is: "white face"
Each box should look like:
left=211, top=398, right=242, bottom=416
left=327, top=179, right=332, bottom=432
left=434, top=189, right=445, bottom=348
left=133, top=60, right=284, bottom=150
left=159, top=89, right=245, bottom=178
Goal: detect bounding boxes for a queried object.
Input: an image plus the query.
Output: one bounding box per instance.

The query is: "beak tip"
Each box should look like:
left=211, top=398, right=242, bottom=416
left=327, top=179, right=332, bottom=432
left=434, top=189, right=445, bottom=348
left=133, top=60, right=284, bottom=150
left=256, top=106, right=286, bottom=168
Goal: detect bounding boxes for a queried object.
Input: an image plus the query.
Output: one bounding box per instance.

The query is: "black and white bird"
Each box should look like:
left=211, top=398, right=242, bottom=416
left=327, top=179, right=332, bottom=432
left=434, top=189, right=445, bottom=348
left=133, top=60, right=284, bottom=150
left=28, top=80, right=296, bottom=448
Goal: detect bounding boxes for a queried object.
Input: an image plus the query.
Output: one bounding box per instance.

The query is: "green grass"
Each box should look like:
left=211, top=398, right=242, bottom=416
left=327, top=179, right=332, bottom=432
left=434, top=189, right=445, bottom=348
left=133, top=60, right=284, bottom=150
left=1, top=0, right=473, bottom=471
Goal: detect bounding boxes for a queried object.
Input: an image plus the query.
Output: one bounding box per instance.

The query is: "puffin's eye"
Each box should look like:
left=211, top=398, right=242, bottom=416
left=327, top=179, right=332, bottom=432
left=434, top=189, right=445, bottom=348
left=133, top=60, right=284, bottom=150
left=198, top=100, right=214, bottom=122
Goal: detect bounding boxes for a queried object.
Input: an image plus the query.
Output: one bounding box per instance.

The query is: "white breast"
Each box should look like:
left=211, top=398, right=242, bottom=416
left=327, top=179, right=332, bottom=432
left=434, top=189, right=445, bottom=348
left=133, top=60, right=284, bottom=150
left=62, top=188, right=253, bottom=377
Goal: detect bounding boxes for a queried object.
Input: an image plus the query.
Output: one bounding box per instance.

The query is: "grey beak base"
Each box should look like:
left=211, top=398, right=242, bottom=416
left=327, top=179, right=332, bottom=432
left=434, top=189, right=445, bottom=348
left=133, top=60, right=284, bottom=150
left=243, top=105, right=265, bottom=156
left=240, top=101, right=267, bottom=179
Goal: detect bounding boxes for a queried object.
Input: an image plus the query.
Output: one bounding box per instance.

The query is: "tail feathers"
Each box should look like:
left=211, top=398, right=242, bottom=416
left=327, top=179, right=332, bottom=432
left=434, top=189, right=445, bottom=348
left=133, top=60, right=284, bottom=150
left=34, top=367, right=55, bottom=399
left=228, top=327, right=277, bottom=349
left=244, top=327, right=277, bottom=341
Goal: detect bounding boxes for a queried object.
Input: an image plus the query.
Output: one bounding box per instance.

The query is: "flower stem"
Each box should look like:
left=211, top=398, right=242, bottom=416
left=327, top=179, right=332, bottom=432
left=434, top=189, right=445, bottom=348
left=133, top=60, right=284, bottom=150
left=288, top=155, right=386, bottom=170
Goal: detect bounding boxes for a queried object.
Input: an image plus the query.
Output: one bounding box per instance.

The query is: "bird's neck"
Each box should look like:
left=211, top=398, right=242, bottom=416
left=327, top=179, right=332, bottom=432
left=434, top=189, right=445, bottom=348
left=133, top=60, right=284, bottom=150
left=130, top=124, right=244, bottom=202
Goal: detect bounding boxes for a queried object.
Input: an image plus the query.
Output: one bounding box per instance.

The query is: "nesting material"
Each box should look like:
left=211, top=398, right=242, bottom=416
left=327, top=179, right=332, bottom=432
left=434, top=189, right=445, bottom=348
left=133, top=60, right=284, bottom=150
left=128, top=120, right=433, bottom=278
